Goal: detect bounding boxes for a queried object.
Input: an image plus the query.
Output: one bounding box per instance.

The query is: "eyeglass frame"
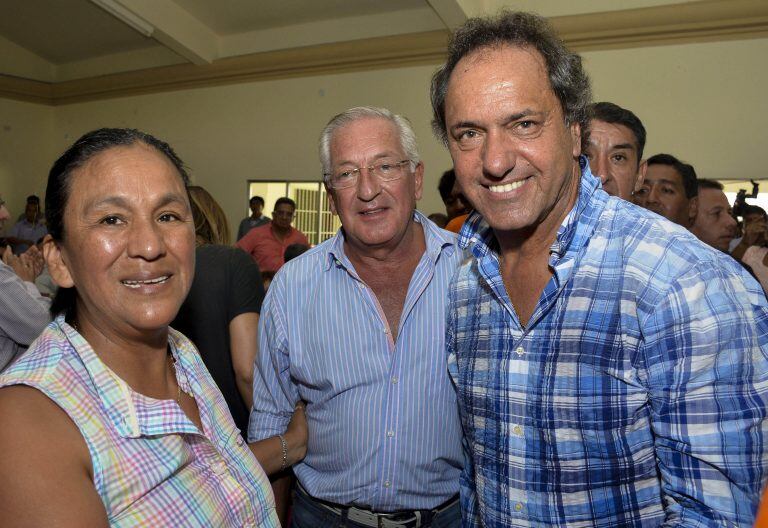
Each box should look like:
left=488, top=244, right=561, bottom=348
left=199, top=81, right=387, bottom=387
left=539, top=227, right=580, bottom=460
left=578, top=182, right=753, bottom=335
left=323, top=159, right=414, bottom=190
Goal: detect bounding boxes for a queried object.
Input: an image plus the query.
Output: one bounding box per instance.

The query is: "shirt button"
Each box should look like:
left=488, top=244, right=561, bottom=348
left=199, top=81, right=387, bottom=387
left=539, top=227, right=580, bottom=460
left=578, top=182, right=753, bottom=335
left=236, top=436, right=245, bottom=446
left=515, top=346, right=525, bottom=356
left=512, top=424, right=523, bottom=436
left=514, top=502, right=523, bottom=512
left=391, top=377, right=398, bottom=384
left=383, top=328, right=389, bottom=334
left=383, top=480, right=391, bottom=488
left=387, top=430, right=395, bottom=437
left=212, top=461, right=227, bottom=475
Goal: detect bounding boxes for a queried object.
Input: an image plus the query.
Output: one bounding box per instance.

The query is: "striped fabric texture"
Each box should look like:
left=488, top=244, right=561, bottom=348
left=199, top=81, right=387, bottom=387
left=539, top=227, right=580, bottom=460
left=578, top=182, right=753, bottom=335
left=249, top=212, right=464, bottom=511
left=0, top=316, right=278, bottom=527
left=0, top=259, right=50, bottom=371
left=449, top=161, right=768, bottom=527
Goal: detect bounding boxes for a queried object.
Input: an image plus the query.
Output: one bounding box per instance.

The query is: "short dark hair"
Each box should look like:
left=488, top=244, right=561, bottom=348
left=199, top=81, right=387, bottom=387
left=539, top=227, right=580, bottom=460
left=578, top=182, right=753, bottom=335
left=438, top=169, right=456, bottom=203
left=646, top=153, right=698, bottom=199
left=26, top=195, right=40, bottom=205
left=284, top=243, right=309, bottom=263
left=249, top=195, right=264, bottom=207
left=431, top=10, right=592, bottom=151
left=744, top=204, right=767, bottom=219
left=46, top=127, right=189, bottom=316
left=697, top=178, right=724, bottom=191
left=589, top=102, right=647, bottom=161
left=274, top=197, right=296, bottom=210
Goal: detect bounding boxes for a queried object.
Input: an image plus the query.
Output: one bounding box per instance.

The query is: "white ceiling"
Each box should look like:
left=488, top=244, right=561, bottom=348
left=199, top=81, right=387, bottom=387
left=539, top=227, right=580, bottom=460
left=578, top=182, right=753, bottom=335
left=0, top=0, right=765, bottom=105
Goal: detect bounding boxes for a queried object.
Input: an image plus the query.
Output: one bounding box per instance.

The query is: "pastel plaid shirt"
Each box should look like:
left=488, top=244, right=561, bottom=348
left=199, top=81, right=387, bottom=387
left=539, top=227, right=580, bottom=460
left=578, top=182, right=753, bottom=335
left=0, top=316, right=279, bottom=527
left=448, top=161, right=768, bottom=527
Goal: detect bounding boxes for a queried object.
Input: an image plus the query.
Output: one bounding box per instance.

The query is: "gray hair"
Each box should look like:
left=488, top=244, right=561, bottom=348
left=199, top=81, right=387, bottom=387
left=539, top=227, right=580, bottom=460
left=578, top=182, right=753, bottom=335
left=430, top=10, right=592, bottom=151
left=318, top=106, right=421, bottom=178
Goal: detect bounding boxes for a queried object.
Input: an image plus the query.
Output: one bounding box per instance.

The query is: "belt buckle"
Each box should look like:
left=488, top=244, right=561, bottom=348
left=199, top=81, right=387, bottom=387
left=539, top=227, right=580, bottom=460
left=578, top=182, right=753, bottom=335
left=379, top=511, right=421, bottom=528
left=346, top=507, right=380, bottom=527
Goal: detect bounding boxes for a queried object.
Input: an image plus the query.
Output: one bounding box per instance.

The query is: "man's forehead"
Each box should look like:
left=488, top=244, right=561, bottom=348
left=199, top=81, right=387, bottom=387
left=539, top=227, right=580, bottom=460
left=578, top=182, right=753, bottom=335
left=700, top=188, right=728, bottom=204
left=588, top=120, right=638, bottom=150
left=331, top=118, right=402, bottom=164
left=645, top=164, right=683, bottom=185
left=447, top=43, right=551, bottom=96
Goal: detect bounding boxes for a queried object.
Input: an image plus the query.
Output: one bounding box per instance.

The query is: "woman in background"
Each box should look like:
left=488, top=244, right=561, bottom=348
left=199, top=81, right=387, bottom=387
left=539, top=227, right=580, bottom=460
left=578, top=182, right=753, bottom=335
left=174, top=185, right=305, bottom=526
left=173, top=185, right=262, bottom=433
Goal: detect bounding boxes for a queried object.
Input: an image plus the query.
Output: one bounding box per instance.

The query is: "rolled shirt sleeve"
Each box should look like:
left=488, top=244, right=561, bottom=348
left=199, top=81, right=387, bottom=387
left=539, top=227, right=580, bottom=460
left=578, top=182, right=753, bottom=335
left=247, top=272, right=300, bottom=442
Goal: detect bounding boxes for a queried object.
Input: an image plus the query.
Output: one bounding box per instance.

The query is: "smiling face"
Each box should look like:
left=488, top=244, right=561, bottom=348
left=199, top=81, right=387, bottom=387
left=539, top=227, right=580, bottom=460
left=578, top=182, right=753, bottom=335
left=45, top=143, right=195, bottom=341
left=444, top=44, right=582, bottom=245
left=327, top=116, right=423, bottom=253
left=585, top=119, right=646, bottom=200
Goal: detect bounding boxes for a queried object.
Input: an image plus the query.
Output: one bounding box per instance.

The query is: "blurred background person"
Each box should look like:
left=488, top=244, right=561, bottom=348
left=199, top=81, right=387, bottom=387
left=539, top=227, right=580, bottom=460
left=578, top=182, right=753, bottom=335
left=633, top=153, right=698, bottom=227
left=173, top=185, right=264, bottom=435
left=6, top=195, right=47, bottom=255
left=585, top=101, right=647, bottom=201
left=690, top=179, right=737, bottom=253
left=0, top=195, right=50, bottom=372
left=237, top=195, right=270, bottom=241
left=438, top=169, right=471, bottom=233
left=236, top=197, right=309, bottom=273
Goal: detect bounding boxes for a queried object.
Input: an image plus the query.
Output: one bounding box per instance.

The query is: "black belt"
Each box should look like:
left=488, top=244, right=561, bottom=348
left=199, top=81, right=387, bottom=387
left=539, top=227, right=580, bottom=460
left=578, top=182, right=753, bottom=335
left=296, top=483, right=458, bottom=528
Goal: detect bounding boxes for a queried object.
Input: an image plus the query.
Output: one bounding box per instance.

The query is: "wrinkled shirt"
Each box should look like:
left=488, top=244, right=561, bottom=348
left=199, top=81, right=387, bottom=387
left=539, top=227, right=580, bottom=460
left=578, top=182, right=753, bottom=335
left=449, top=160, right=768, bottom=527
left=249, top=212, right=463, bottom=510
left=0, top=316, right=279, bottom=527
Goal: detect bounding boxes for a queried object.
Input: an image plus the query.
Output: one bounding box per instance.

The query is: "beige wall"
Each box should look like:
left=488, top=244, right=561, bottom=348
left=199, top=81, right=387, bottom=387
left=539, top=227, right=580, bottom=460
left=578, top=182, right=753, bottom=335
left=0, top=98, right=55, bottom=235
left=5, top=36, right=767, bottom=239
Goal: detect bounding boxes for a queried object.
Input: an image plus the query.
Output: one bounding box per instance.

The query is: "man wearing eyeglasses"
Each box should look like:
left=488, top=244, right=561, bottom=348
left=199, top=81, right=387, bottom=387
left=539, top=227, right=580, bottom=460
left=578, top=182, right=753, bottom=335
left=236, top=196, right=309, bottom=273
left=249, top=106, right=463, bottom=528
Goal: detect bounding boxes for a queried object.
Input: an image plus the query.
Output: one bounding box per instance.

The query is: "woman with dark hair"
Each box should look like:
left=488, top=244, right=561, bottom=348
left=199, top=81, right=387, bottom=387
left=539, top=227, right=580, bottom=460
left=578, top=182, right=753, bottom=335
left=0, top=129, right=285, bottom=526
left=175, top=186, right=306, bottom=525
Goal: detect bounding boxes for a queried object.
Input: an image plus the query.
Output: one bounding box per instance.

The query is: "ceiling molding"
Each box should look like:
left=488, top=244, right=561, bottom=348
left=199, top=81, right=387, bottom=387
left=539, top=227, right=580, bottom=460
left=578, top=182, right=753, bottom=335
left=0, top=75, right=53, bottom=105
left=426, top=0, right=470, bottom=29
left=2, top=0, right=766, bottom=106
left=555, top=0, right=768, bottom=51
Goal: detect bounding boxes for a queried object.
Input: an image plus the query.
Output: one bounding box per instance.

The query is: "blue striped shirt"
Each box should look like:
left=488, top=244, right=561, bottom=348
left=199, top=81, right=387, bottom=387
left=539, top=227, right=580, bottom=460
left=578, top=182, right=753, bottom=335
left=248, top=211, right=463, bottom=510
left=449, top=161, right=768, bottom=527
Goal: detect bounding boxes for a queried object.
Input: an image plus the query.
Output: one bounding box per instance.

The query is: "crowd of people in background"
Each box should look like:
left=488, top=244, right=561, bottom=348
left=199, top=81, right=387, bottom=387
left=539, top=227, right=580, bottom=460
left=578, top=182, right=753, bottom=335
left=0, top=9, right=767, bottom=528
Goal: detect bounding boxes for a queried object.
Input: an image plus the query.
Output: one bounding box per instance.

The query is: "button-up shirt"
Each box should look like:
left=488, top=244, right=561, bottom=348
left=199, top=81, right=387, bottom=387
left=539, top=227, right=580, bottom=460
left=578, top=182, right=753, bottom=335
left=449, top=160, right=768, bottom=527
left=249, top=212, right=463, bottom=511
left=236, top=223, right=308, bottom=273
left=8, top=218, right=47, bottom=254
left=0, top=259, right=50, bottom=371
left=0, top=316, right=279, bottom=527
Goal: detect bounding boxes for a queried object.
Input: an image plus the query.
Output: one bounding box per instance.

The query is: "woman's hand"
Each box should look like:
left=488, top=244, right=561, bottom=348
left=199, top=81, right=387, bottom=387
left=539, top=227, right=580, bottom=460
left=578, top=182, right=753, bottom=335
left=284, top=402, right=308, bottom=465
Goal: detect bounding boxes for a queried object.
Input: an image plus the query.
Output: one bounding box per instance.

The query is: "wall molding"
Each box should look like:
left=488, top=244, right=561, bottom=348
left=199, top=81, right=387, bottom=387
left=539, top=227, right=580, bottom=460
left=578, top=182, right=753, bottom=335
left=2, top=0, right=766, bottom=106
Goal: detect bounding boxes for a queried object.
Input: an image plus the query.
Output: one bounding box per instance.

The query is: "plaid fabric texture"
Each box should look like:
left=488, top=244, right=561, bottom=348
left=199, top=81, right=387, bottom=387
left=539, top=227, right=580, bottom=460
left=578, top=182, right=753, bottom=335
left=448, top=161, right=768, bottom=527
left=0, top=316, right=278, bottom=527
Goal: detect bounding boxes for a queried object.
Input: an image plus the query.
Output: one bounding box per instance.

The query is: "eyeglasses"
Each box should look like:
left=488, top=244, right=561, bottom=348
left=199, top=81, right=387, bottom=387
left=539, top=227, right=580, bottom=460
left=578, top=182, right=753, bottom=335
left=324, top=160, right=412, bottom=190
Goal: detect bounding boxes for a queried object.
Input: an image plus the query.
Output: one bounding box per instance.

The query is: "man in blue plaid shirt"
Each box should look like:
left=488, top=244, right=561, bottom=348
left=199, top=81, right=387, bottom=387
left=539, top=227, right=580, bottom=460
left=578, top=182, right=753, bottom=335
left=430, top=11, right=768, bottom=527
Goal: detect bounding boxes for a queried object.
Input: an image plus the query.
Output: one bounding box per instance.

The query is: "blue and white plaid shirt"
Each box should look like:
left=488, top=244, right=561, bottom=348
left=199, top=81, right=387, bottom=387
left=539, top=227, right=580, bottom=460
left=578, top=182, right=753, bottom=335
left=448, top=160, right=768, bottom=527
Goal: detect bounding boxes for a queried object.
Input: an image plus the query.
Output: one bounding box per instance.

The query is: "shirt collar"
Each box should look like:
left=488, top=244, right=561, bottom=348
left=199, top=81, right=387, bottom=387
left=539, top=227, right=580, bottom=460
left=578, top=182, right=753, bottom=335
left=458, top=156, right=602, bottom=264
left=56, top=315, right=199, bottom=439
left=325, top=210, right=456, bottom=272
